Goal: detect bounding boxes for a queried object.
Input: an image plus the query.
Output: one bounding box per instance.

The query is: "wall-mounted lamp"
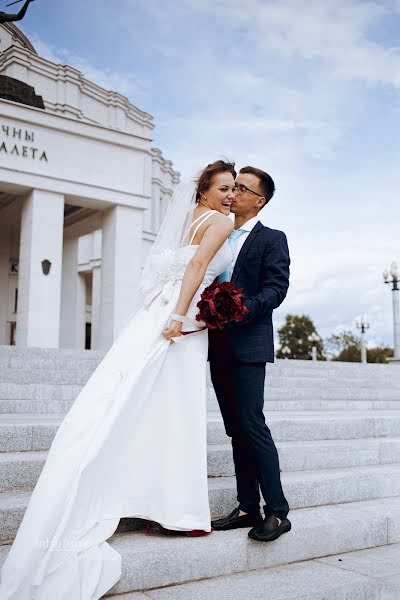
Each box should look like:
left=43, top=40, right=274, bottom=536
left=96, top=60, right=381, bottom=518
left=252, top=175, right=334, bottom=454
left=41, top=259, right=51, bottom=275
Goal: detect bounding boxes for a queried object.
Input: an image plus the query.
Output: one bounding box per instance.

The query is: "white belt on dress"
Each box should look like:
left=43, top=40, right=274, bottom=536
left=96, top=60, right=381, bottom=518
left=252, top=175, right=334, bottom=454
left=143, top=276, right=183, bottom=308
left=143, top=277, right=206, bottom=342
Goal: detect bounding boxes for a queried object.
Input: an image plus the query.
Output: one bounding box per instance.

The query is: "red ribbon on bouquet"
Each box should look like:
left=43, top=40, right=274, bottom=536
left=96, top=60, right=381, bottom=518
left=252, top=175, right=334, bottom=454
left=195, top=281, right=249, bottom=330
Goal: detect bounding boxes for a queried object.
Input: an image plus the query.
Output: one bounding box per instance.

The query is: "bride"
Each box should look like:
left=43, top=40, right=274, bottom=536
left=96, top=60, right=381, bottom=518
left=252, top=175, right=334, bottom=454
left=0, top=160, right=236, bottom=599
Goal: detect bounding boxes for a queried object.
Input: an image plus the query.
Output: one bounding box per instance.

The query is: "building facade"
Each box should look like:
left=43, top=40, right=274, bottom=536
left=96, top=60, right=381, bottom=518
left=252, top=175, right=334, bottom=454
left=0, top=24, right=179, bottom=350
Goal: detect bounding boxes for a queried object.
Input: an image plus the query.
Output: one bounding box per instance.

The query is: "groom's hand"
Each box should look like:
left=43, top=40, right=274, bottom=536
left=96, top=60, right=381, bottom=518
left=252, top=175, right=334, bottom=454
left=227, top=298, right=254, bottom=329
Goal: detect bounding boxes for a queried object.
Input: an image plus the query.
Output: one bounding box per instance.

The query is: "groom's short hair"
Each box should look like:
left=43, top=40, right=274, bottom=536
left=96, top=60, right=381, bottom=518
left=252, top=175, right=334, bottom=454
left=239, top=166, right=275, bottom=206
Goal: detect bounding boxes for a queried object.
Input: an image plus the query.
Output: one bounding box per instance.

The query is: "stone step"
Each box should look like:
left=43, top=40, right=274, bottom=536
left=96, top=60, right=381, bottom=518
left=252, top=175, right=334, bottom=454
left=4, top=398, right=400, bottom=415
left=0, top=366, right=97, bottom=385
left=209, top=464, right=400, bottom=518
left=0, top=417, right=61, bottom=452
left=0, top=451, right=46, bottom=491
left=1, top=366, right=397, bottom=389
left=3, top=437, right=400, bottom=493
left=208, top=385, right=400, bottom=401
left=0, top=380, right=398, bottom=405
left=0, top=356, right=101, bottom=372
left=208, top=437, right=400, bottom=476
left=0, top=346, right=104, bottom=361
left=265, top=376, right=399, bottom=389
left=2, top=497, right=398, bottom=597
left=1, top=348, right=398, bottom=379
left=2, top=411, right=400, bottom=453
left=0, top=382, right=83, bottom=401
left=2, top=402, right=392, bottom=417
left=0, top=399, right=73, bottom=414
left=268, top=361, right=398, bottom=375
left=266, top=399, right=400, bottom=411
left=3, top=398, right=400, bottom=417
left=107, top=539, right=400, bottom=599
left=1, top=401, right=400, bottom=415
left=207, top=411, right=400, bottom=442
left=1, top=464, right=400, bottom=544
left=0, top=345, right=391, bottom=364
left=0, top=350, right=102, bottom=374
left=209, top=399, right=400, bottom=412
left=1, top=378, right=397, bottom=402
left=1, top=356, right=397, bottom=383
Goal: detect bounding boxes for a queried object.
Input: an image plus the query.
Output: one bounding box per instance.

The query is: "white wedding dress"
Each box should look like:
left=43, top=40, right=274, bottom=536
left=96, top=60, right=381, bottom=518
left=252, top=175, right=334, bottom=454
left=0, top=210, right=232, bottom=600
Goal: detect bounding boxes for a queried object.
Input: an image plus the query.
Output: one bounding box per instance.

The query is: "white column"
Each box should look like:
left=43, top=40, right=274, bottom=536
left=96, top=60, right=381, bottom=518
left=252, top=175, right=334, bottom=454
left=91, top=265, right=102, bottom=349
left=17, top=190, right=64, bottom=348
left=0, top=226, right=10, bottom=345
left=360, top=331, right=367, bottom=364
left=99, top=205, right=143, bottom=350
left=59, top=237, right=86, bottom=349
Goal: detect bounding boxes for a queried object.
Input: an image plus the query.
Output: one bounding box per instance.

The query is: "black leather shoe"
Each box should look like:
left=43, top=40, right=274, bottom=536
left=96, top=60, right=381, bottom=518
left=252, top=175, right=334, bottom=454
left=212, top=507, right=262, bottom=531
left=248, top=515, right=291, bottom=542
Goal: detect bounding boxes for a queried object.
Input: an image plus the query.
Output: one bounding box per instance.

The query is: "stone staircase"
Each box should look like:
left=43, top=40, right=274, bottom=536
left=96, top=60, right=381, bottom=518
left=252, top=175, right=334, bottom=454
left=0, top=346, right=400, bottom=599
left=0, top=348, right=399, bottom=414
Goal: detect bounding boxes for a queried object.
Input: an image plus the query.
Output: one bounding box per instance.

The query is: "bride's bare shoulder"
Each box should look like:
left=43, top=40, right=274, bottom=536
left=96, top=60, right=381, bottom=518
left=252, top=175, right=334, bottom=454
left=209, top=212, right=234, bottom=232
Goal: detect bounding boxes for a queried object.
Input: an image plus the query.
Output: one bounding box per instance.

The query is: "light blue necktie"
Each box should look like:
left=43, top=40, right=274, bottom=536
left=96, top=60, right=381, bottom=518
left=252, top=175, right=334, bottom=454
left=218, top=228, right=247, bottom=282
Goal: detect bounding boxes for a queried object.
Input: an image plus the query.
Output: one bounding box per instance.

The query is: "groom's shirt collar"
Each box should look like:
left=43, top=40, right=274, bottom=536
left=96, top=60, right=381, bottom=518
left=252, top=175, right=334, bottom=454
left=231, top=215, right=260, bottom=266
left=237, top=215, right=259, bottom=232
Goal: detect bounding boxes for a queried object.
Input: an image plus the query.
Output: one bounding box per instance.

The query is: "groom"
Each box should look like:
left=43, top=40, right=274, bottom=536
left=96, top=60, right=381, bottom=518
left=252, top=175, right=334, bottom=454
left=209, top=165, right=291, bottom=542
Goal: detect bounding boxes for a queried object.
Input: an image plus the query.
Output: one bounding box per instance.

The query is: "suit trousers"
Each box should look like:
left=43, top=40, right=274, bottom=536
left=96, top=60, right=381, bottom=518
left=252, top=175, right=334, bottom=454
left=209, top=334, right=289, bottom=520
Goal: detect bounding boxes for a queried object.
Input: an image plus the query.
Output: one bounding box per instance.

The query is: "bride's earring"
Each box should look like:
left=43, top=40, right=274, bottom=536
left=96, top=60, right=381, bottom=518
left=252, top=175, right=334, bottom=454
left=199, top=193, right=210, bottom=208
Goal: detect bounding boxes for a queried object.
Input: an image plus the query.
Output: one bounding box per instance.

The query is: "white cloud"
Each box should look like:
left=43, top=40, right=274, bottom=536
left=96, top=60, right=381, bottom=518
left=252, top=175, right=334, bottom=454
left=27, top=32, right=147, bottom=99
left=185, top=0, right=400, bottom=87
left=22, top=1, right=400, bottom=347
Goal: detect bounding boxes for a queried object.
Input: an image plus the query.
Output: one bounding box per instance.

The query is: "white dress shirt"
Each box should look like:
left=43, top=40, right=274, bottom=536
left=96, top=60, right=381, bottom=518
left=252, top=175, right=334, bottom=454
left=232, top=215, right=260, bottom=267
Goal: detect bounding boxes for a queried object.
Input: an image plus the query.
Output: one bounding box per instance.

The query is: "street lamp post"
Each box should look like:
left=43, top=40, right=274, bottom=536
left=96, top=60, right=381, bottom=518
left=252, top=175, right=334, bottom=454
left=355, top=316, right=370, bottom=364
left=307, top=332, right=320, bottom=361
left=383, top=262, right=400, bottom=362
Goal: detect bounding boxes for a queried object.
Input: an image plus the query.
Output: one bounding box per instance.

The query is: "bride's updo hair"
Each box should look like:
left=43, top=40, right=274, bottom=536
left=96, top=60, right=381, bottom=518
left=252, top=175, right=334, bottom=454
left=195, top=159, right=236, bottom=202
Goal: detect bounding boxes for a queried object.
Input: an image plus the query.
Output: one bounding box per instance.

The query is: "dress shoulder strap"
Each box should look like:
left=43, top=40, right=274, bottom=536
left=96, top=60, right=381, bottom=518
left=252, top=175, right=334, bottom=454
left=181, top=210, right=217, bottom=245
left=188, top=210, right=218, bottom=245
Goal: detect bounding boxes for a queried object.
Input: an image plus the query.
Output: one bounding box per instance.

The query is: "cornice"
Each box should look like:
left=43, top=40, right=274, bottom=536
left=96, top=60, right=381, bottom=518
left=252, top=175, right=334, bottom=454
left=0, top=46, right=154, bottom=131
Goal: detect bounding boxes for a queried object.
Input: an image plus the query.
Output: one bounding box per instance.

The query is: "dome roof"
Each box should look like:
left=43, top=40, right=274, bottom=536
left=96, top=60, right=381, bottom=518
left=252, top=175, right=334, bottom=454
left=0, top=22, right=37, bottom=54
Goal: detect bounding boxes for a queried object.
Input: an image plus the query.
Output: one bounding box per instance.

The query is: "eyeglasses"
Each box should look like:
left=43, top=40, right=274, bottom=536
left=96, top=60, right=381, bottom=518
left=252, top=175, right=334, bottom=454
left=233, top=183, right=264, bottom=197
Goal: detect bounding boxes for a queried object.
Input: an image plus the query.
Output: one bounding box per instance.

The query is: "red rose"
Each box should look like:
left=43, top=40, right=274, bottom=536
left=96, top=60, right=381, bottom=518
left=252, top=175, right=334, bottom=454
left=196, top=281, right=249, bottom=330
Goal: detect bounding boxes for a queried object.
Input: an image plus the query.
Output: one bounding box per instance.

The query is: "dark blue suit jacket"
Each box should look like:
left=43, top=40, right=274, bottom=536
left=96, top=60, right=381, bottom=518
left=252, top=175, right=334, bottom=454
left=209, top=221, right=290, bottom=363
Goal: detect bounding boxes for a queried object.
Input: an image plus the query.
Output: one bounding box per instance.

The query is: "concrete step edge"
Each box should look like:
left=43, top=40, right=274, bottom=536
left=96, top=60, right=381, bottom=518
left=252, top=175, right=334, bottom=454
left=3, top=436, right=400, bottom=461
left=3, top=497, right=399, bottom=596
left=106, top=541, right=400, bottom=599
left=1, top=462, right=400, bottom=501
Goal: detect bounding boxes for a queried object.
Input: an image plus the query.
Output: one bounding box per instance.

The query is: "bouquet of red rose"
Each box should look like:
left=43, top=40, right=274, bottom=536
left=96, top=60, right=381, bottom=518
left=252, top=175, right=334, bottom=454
left=195, top=281, right=249, bottom=330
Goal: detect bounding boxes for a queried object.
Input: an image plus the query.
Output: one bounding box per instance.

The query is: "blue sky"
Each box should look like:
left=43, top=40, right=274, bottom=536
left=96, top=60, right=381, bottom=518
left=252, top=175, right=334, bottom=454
left=14, top=0, right=400, bottom=349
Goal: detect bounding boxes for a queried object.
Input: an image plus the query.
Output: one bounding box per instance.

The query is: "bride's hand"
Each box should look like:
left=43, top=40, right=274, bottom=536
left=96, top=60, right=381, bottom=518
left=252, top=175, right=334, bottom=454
left=162, top=320, right=183, bottom=341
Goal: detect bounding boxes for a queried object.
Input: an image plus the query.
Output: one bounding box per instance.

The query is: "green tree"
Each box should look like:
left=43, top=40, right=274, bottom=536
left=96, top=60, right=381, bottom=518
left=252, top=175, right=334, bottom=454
left=325, top=330, right=360, bottom=362
left=276, top=314, right=325, bottom=360
left=326, top=330, right=394, bottom=363
left=366, top=346, right=393, bottom=364
left=333, top=346, right=361, bottom=362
